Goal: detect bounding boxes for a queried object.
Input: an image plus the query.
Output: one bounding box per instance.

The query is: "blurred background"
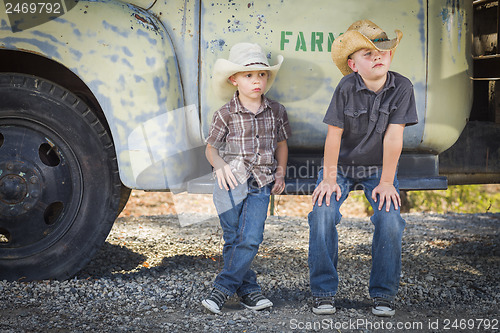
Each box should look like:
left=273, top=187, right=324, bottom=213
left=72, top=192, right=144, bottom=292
left=119, top=184, right=500, bottom=218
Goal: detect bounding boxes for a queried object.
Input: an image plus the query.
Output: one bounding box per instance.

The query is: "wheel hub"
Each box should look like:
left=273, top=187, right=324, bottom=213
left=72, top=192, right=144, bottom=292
left=0, top=161, right=41, bottom=217
left=0, top=174, right=27, bottom=203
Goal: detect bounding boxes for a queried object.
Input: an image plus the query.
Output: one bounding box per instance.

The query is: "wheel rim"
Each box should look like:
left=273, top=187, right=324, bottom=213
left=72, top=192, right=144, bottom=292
left=0, top=117, right=82, bottom=259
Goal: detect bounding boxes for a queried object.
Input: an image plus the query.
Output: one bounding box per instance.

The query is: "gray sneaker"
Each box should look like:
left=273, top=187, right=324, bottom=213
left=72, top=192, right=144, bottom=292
left=372, top=297, right=395, bottom=317
left=202, top=288, right=228, bottom=314
left=240, top=291, right=273, bottom=310
left=312, top=296, right=336, bottom=314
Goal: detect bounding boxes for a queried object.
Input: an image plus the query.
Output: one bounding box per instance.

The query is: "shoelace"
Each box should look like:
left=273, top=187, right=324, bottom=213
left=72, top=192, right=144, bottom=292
left=374, top=298, right=393, bottom=308
left=314, top=297, right=334, bottom=307
left=210, top=289, right=227, bottom=308
left=245, top=292, right=266, bottom=303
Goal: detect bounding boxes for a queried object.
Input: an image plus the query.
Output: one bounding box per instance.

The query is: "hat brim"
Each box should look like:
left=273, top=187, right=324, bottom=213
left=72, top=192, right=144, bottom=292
left=212, top=55, right=284, bottom=100
left=332, top=30, right=403, bottom=76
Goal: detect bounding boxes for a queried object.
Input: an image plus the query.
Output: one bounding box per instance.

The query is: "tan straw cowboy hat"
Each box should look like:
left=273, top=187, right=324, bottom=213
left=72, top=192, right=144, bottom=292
left=212, top=43, right=284, bottom=100
left=332, top=20, right=403, bottom=76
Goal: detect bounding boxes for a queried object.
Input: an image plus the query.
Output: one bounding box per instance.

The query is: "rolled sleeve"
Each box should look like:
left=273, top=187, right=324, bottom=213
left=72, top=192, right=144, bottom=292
left=276, top=104, right=292, bottom=142
left=205, top=110, right=228, bottom=149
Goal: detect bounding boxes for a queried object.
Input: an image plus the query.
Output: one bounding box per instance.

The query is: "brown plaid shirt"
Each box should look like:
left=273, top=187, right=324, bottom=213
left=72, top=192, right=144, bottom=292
left=206, top=92, right=292, bottom=187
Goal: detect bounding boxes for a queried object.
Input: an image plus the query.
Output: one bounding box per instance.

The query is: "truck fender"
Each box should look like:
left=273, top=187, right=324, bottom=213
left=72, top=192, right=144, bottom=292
left=0, top=0, right=207, bottom=190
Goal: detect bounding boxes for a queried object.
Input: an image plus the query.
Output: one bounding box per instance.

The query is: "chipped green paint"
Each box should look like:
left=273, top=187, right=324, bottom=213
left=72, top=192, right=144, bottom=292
left=422, top=0, right=472, bottom=152
left=0, top=0, right=473, bottom=190
left=1, top=0, right=188, bottom=189
left=200, top=0, right=434, bottom=150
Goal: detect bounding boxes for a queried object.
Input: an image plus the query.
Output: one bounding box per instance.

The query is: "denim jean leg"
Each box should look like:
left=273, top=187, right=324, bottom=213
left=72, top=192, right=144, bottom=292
left=212, top=180, right=247, bottom=296
left=308, top=170, right=350, bottom=297
left=362, top=174, right=406, bottom=301
left=212, top=178, right=270, bottom=297
left=235, top=182, right=271, bottom=297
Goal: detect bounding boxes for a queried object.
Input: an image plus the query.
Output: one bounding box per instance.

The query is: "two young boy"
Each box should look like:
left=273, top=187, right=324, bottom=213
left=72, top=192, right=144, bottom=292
left=202, top=20, right=418, bottom=317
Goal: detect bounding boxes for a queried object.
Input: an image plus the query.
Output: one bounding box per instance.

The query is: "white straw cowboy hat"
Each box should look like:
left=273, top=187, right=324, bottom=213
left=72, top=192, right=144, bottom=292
left=212, top=43, right=284, bottom=100
left=332, top=20, right=403, bottom=76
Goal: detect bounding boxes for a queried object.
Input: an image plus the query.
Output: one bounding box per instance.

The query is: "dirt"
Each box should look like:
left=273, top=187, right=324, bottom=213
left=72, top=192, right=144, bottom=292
left=111, top=191, right=500, bottom=333
left=1, top=191, right=497, bottom=333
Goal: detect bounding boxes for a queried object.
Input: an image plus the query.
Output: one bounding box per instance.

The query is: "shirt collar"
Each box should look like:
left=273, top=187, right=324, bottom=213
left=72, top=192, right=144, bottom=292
left=229, top=91, right=270, bottom=114
left=354, top=71, right=396, bottom=93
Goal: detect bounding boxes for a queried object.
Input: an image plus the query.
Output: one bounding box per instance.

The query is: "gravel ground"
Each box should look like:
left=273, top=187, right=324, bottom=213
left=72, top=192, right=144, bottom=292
left=0, top=211, right=499, bottom=333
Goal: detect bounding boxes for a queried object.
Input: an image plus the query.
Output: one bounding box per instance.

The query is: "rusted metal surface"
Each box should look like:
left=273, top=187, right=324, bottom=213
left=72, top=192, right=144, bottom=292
left=0, top=0, right=475, bottom=190
left=0, top=1, right=195, bottom=190
left=420, top=0, right=473, bottom=154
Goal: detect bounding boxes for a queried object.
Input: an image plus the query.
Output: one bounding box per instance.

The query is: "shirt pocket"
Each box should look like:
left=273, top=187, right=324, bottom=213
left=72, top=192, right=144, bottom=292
left=376, top=106, right=392, bottom=133
left=344, top=108, right=368, bottom=134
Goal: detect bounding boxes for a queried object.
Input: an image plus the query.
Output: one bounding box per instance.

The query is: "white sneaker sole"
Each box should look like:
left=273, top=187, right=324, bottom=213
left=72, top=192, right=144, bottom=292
left=312, top=306, right=336, bottom=315
left=372, top=307, right=395, bottom=317
left=240, top=299, right=273, bottom=311
left=202, top=299, right=221, bottom=314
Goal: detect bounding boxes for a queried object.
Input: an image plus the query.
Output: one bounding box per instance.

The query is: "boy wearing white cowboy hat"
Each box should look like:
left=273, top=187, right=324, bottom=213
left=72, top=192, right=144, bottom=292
left=308, top=20, right=418, bottom=317
left=202, top=42, right=291, bottom=314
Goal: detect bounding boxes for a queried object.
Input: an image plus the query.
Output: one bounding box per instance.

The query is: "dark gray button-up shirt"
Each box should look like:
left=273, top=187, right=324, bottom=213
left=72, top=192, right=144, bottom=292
left=323, top=71, right=418, bottom=178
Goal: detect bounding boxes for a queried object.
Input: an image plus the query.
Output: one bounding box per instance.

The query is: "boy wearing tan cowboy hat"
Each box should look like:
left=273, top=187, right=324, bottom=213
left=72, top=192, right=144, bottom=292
left=202, top=42, right=291, bottom=314
left=308, top=20, right=418, bottom=317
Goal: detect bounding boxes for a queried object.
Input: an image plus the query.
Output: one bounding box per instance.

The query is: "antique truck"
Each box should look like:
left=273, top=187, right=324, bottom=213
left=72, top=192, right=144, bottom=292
left=0, top=0, right=498, bottom=280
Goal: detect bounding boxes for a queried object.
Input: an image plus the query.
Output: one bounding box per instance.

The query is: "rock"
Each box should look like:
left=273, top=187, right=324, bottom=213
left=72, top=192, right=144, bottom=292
left=0, top=212, right=498, bottom=332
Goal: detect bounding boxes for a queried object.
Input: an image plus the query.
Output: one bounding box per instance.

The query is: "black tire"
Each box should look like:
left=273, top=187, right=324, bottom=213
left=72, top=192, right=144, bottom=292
left=0, top=73, right=121, bottom=281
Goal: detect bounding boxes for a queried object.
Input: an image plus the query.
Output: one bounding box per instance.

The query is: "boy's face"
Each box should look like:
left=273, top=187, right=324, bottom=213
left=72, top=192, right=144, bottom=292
left=347, top=48, right=392, bottom=80
left=229, top=70, right=269, bottom=101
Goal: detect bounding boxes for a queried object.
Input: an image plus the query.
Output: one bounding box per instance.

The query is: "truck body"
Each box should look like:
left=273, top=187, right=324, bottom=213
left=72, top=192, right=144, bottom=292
left=0, top=0, right=497, bottom=280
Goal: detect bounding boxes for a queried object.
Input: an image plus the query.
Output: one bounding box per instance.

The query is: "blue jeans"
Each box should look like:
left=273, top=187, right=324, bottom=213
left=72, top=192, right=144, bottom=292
left=308, top=169, right=405, bottom=301
left=212, top=176, right=272, bottom=297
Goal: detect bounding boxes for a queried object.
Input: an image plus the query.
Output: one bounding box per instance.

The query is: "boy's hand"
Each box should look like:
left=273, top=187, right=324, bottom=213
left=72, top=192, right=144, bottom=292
left=372, top=182, right=401, bottom=212
left=271, top=175, right=285, bottom=195
left=215, top=164, right=238, bottom=190
left=312, top=179, right=342, bottom=207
